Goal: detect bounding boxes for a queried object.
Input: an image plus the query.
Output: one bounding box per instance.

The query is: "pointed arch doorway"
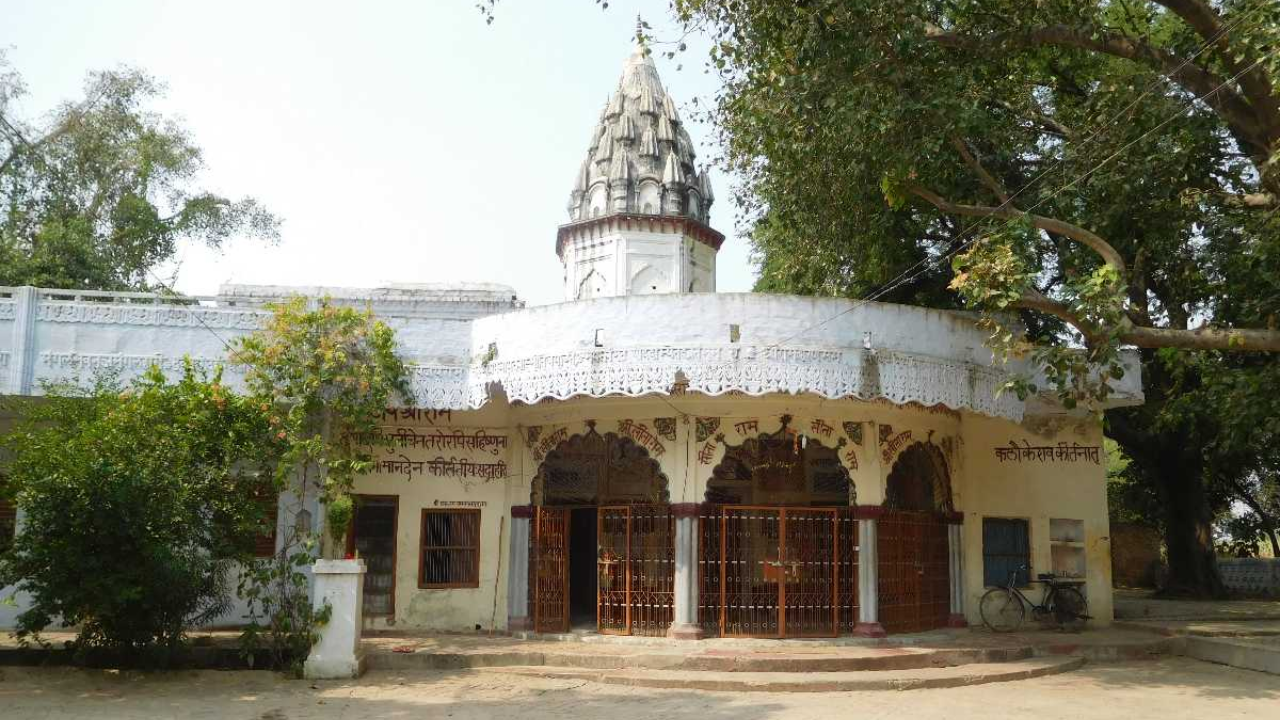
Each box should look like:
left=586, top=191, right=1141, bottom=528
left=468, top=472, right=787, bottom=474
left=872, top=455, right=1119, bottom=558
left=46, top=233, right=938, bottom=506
left=528, top=429, right=672, bottom=636
left=878, top=441, right=955, bottom=634
left=699, top=418, right=857, bottom=638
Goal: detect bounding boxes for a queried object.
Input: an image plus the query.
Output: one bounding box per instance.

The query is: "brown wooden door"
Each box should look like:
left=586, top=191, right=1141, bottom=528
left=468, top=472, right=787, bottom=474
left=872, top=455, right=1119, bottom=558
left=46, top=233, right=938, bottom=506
left=532, top=507, right=569, bottom=633
left=719, top=506, right=839, bottom=638
left=878, top=510, right=951, bottom=634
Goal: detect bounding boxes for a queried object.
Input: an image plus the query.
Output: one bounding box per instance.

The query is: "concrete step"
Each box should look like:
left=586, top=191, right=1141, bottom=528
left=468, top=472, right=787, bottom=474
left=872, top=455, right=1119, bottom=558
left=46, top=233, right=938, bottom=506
left=365, top=635, right=1174, bottom=673
left=366, top=646, right=1036, bottom=673
left=475, top=656, right=1086, bottom=692
left=1184, top=636, right=1280, bottom=675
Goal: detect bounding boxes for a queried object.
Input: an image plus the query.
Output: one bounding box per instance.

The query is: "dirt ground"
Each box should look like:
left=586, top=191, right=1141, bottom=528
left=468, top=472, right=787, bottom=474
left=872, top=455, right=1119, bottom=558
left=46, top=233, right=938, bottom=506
left=1, top=658, right=1277, bottom=720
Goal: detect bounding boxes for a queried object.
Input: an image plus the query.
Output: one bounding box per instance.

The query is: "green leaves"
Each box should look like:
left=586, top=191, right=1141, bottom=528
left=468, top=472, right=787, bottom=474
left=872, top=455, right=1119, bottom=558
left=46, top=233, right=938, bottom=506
left=0, top=51, right=279, bottom=291
left=0, top=363, right=278, bottom=652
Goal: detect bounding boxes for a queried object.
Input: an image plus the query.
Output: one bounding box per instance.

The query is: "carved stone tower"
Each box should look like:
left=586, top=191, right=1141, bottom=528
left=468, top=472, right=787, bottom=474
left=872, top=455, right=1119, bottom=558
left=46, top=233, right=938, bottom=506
left=558, top=42, right=723, bottom=301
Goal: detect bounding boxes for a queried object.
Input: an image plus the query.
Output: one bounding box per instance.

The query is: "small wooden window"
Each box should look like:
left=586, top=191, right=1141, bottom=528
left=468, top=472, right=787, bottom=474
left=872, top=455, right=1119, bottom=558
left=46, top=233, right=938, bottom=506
left=0, top=498, right=16, bottom=553
left=419, top=509, right=480, bottom=588
left=252, top=496, right=278, bottom=558
left=983, top=517, right=1031, bottom=587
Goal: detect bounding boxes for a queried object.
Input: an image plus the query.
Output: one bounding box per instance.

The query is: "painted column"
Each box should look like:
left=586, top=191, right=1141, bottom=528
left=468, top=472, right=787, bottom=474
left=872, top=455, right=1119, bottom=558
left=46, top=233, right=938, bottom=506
left=667, top=503, right=704, bottom=640
left=7, top=286, right=37, bottom=396
left=947, top=513, right=967, bottom=627
left=303, top=558, right=366, bottom=680
left=854, top=507, right=886, bottom=637
left=507, top=505, right=533, bottom=632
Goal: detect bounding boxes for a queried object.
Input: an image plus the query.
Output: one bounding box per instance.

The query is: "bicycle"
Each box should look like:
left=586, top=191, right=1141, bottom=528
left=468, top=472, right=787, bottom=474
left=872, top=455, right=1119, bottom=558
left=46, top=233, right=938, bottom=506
left=979, top=565, right=1090, bottom=632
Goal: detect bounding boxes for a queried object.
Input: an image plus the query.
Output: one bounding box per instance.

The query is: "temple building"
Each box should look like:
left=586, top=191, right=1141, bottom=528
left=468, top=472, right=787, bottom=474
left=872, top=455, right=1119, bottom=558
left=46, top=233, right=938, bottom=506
left=0, top=45, right=1142, bottom=638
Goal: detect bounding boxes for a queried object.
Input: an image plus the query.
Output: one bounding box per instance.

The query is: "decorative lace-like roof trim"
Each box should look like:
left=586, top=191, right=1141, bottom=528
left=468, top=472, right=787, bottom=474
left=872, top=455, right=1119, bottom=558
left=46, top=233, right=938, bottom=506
left=405, top=346, right=1024, bottom=420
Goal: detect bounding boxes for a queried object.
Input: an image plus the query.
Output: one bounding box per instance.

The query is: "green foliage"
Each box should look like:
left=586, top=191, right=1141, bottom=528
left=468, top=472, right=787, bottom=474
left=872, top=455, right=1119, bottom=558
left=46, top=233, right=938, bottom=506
left=0, top=50, right=278, bottom=291
left=668, top=0, right=1280, bottom=594
left=230, top=297, right=409, bottom=673
left=0, top=364, right=277, bottom=654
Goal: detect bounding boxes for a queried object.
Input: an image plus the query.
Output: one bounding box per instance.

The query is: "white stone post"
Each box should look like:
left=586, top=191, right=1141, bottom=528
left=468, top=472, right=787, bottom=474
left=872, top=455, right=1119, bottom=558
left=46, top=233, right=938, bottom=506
left=854, top=511, right=886, bottom=637
left=7, top=286, right=37, bottom=396
left=667, top=504, right=704, bottom=640
left=508, top=506, right=532, bottom=632
left=947, top=516, right=967, bottom=627
left=304, top=559, right=366, bottom=680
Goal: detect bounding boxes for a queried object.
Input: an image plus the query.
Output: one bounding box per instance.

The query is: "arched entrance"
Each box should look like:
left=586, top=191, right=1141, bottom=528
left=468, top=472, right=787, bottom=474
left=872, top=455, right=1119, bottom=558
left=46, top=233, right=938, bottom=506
left=700, top=418, right=858, bottom=638
left=878, top=441, right=954, bottom=634
left=528, top=429, right=671, bottom=635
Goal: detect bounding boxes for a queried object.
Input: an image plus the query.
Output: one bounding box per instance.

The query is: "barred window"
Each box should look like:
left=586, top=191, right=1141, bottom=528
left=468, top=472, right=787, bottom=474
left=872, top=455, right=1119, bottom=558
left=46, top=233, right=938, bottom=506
left=0, top=498, right=15, bottom=553
left=253, top=498, right=278, bottom=558
left=983, top=517, right=1031, bottom=587
left=419, top=509, right=480, bottom=588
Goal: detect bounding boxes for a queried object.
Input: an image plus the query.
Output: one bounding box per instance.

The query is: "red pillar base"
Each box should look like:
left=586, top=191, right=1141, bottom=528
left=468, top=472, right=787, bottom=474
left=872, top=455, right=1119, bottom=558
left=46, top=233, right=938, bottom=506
left=667, top=623, right=706, bottom=641
left=948, top=613, right=968, bottom=628
left=853, top=622, right=887, bottom=638
left=508, top=616, right=532, bottom=632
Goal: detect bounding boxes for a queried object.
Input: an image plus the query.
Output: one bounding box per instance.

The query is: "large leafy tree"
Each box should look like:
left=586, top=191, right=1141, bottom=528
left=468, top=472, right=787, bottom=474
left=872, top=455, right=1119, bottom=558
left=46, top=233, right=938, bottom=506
left=670, top=0, right=1280, bottom=594
left=0, top=51, right=278, bottom=291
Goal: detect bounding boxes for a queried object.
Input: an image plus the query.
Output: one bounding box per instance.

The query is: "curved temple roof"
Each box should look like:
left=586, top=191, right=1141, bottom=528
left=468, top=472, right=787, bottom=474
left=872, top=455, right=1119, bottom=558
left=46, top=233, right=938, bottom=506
left=567, top=46, right=714, bottom=224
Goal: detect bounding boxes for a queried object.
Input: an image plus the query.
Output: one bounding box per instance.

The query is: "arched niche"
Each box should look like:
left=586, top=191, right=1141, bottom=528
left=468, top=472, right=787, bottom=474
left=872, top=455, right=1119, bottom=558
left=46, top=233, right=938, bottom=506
left=630, top=264, right=669, bottom=294
left=883, top=441, right=953, bottom=513
left=705, top=419, right=853, bottom=506
left=531, top=430, right=669, bottom=506
left=576, top=269, right=607, bottom=300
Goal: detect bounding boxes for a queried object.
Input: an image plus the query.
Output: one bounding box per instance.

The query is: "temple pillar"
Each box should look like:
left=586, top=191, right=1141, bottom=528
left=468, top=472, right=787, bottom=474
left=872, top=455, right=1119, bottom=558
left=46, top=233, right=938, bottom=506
left=947, top=514, right=967, bottom=627
left=854, top=508, right=886, bottom=637
left=507, top=505, right=533, bottom=632
left=668, top=503, right=704, bottom=640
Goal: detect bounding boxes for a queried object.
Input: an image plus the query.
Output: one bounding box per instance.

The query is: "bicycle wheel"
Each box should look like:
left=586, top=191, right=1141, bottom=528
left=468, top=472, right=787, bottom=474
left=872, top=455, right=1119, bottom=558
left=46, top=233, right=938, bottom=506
left=1052, top=586, right=1089, bottom=626
left=979, top=587, right=1026, bottom=632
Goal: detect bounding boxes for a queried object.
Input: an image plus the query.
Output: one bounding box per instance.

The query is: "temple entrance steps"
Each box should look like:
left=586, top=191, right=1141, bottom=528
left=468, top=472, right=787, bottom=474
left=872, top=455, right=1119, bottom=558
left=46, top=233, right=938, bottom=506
left=472, top=656, right=1084, bottom=692
left=363, top=628, right=1175, bottom=691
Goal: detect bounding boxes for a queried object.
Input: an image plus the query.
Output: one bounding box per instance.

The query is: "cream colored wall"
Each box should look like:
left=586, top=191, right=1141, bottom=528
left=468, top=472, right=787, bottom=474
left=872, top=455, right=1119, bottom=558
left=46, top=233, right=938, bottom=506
left=354, top=392, right=1112, bottom=633
left=958, top=414, right=1113, bottom=625
left=350, top=402, right=516, bottom=632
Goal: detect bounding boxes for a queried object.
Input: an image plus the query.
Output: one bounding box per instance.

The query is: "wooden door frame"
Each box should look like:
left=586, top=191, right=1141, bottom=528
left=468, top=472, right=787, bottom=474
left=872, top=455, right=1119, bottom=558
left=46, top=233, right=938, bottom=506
left=345, top=493, right=399, bottom=617
left=718, top=505, right=840, bottom=639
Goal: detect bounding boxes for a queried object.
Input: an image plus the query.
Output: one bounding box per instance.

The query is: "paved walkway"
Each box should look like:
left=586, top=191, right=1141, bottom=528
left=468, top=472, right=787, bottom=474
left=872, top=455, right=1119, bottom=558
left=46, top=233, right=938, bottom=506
left=1114, top=588, right=1280, bottom=621
left=1, top=658, right=1277, bottom=719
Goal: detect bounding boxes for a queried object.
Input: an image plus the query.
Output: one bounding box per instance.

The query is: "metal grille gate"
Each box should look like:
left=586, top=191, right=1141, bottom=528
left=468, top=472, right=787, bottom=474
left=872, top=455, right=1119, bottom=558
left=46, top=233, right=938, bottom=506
left=597, top=505, right=675, bottom=636
left=696, top=506, right=843, bottom=638
left=877, top=510, right=950, bottom=634
left=531, top=507, right=569, bottom=633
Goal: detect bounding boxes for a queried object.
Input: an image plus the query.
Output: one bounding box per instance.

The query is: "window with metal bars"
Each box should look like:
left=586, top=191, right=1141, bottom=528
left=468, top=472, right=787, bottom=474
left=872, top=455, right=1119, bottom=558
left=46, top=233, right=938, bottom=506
left=419, top=509, right=480, bottom=588
left=983, top=517, right=1031, bottom=587
left=252, top=498, right=278, bottom=558
left=0, top=497, right=15, bottom=553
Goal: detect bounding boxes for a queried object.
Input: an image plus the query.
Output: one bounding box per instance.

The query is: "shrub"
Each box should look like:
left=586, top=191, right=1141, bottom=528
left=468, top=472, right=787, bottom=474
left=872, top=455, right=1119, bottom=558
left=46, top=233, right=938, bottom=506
left=0, top=364, right=277, bottom=654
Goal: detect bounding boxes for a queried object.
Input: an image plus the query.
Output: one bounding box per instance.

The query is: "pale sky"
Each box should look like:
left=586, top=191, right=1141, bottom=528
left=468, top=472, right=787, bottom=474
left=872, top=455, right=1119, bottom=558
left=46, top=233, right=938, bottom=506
left=1, top=0, right=756, bottom=306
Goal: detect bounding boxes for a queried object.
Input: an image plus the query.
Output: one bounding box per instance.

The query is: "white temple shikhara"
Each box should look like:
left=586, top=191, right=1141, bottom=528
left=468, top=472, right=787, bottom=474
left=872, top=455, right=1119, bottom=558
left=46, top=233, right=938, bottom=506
left=560, top=44, right=720, bottom=300
left=0, top=43, right=1144, bottom=647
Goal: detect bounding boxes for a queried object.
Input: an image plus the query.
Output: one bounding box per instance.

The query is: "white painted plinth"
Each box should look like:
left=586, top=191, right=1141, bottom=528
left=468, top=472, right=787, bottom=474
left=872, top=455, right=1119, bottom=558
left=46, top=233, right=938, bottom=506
left=304, top=558, right=367, bottom=680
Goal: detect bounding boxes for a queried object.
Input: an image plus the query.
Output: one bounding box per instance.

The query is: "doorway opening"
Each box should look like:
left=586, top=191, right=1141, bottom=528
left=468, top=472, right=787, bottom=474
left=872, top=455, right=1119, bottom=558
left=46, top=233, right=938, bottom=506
left=347, top=495, right=398, bottom=617
left=568, top=507, right=598, bottom=629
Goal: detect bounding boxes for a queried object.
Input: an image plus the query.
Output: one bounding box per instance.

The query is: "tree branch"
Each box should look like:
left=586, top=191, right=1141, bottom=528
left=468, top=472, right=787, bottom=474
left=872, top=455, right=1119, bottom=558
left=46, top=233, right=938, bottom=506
left=951, top=137, right=1012, bottom=205
left=1154, top=0, right=1280, bottom=129
left=928, top=23, right=1274, bottom=156
left=908, top=185, right=1129, bottom=273
left=1117, top=321, right=1280, bottom=352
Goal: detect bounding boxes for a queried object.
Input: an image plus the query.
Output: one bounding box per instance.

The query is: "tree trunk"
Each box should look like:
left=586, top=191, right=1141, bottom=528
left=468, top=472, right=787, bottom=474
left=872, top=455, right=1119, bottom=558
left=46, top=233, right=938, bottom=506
left=1156, top=457, right=1226, bottom=598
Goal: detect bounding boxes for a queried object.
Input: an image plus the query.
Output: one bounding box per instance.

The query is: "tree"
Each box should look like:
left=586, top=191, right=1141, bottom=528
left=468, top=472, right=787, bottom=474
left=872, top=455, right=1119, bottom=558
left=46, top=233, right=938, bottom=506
left=0, top=50, right=278, bottom=291
left=670, top=0, right=1280, bottom=594
left=0, top=365, right=277, bottom=656
left=230, top=297, right=409, bottom=672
